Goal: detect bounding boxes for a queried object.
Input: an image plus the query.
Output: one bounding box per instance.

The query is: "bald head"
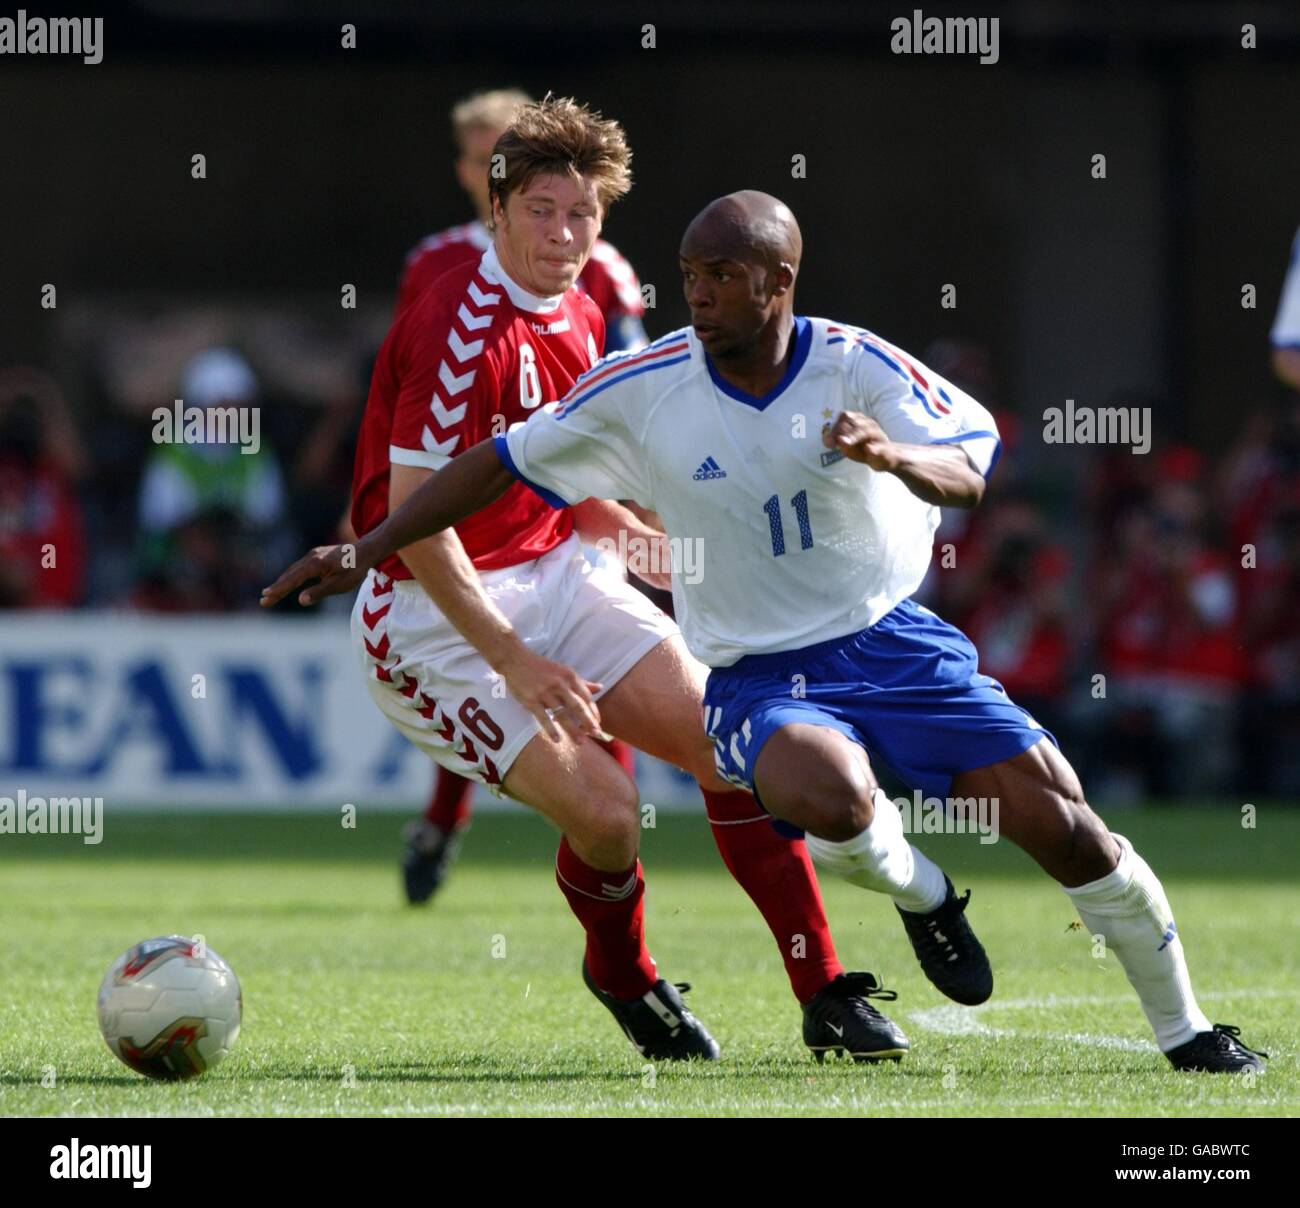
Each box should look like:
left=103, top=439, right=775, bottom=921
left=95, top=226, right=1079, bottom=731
left=681, top=191, right=802, bottom=274
left=679, top=191, right=803, bottom=362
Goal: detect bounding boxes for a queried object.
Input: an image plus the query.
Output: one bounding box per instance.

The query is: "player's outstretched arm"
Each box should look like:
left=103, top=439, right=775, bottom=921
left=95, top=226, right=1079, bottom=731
left=825, top=412, right=986, bottom=508
left=259, top=438, right=514, bottom=607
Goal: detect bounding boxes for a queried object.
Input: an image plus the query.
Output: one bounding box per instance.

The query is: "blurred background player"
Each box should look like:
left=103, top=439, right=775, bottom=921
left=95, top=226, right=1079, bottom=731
left=1271, top=225, right=1300, bottom=391
left=395, top=89, right=651, bottom=904
left=0, top=367, right=88, bottom=608
left=135, top=348, right=292, bottom=612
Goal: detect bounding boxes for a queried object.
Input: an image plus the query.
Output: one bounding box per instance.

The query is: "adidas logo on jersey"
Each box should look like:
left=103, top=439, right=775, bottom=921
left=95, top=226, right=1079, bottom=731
left=692, top=456, right=727, bottom=480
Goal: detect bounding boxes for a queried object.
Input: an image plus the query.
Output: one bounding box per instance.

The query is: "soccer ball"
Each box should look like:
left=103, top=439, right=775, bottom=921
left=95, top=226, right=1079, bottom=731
left=97, top=935, right=241, bottom=1080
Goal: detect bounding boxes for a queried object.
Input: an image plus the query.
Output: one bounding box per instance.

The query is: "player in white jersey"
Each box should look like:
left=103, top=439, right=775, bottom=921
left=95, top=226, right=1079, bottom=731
left=265, top=192, right=1266, bottom=1074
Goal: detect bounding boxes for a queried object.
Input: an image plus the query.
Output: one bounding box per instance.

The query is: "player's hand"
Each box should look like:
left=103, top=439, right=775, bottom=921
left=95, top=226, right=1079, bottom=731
left=260, top=544, right=368, bottom=608
left=496, top=646, right=606, bottom=743
left=823, top=412, right=897, bottom=472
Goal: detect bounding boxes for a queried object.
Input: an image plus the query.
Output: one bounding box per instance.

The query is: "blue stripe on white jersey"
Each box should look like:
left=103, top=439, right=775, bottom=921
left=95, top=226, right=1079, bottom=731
left=563, top=328, right=687, bottom=397
left=557, top=330, right=692, bottom=418
left=830, top=323, right=957, bottom=421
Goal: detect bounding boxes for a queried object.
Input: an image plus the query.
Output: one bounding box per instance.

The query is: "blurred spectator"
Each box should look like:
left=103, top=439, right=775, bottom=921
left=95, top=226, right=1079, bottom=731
left=1083, top=391, right=1166, bottom=548
left=0, top=367, right=88, bottom=608
left=917, top=338, right=1023, bottom=613
left=1219, top=399, right=1300, bottom=582
left=287, top=349, right=373, bottom=550
left=133, top=348, right=294, bottom=611
left=1239, top=499, right=1300, bottom=795
left=1089, top=447, right=1246, bottom=799
left=944, top=495, right=1072, bottom=738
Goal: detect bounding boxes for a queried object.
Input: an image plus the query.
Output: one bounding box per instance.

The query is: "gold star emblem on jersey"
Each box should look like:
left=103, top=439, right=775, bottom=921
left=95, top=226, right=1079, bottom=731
left=821, top=407, right=834, bottom=420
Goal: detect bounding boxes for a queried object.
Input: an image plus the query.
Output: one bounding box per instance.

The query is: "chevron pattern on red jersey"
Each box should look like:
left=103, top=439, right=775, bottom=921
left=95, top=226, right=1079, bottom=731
left=421, top=270, right=502, bottom=460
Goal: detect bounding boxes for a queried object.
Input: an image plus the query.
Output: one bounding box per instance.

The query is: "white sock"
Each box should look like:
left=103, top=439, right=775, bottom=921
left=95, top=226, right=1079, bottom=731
left=1064, top=833, right=1212, bottom=1051
left=805, top=788, right=948, bottom=913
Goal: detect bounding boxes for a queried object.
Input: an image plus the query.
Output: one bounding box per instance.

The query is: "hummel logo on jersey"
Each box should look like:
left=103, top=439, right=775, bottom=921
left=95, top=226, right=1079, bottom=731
left=530, top=318, right=571, bottom=335
left=693, top=456, right=727, bottom=480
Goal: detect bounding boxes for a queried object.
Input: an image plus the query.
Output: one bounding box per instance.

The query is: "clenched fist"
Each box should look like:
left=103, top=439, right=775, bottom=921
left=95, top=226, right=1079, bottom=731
left=822, top=411, right=898, bottom=472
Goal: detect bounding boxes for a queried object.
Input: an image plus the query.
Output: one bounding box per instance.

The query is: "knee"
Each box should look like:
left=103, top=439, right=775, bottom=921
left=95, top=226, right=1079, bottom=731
left=568, top=780, right=641, bottom=869
left=783, top=763, right=878, bottom=842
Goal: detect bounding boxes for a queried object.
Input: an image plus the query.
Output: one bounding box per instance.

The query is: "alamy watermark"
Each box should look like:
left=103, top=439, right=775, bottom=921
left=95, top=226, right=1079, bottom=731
left=894, top=790, right=999, bottom=844
left=594, top=530, right=705, bottom=585
left=1043, top=399, right=1151, bottom=455
left=50, top=1139, right=150, bottom=1188
left=0, top=790, right=103, bottom=844
left=890, top=10, right=999, bottom=65
left=0, top=11, right=102, bottom=64
left=152, top=400, right=261, bottom=455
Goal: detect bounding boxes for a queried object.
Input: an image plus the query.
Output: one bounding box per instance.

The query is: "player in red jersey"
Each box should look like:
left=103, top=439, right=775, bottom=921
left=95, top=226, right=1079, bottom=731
left=397, top=89, right=651, bottom=905
left=268, top=97, right=906, bottom=1062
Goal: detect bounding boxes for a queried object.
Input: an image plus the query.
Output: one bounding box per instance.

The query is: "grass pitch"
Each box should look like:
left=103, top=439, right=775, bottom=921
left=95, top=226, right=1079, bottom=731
left=0, top=806, right=1295, bottom=1117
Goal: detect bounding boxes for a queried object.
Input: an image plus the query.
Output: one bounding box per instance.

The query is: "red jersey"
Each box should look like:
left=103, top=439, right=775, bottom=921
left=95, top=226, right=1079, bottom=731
left=396, top=220, right=645, bottom=334
left=0, top=454, right=85, bottom=606
left=353, top=243, right=606, bottom=579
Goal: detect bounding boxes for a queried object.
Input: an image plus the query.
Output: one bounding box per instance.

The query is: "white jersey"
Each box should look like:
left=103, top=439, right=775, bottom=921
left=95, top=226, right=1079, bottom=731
left=1272, top=227, right=1300, bottom=348
left=497, top=315, right=1000, bottom=667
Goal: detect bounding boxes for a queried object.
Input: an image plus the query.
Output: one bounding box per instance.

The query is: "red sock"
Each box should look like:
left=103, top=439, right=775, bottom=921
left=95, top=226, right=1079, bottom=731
left=423, top=766, right=475, bottom=832
left=555, top=837, right=657, bottom=1000
left=702, top=788, right=843, bottom=1003
left=598, top=737, right=636, bottom=778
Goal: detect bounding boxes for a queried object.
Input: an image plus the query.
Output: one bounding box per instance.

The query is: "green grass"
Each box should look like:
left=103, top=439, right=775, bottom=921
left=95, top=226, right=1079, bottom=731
left=0, top=806, right=1295, bottom=1117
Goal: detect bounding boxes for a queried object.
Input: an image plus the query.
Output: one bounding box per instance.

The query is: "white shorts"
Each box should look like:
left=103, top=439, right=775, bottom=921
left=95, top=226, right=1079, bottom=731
left=351, top=533, right=677, bottom=792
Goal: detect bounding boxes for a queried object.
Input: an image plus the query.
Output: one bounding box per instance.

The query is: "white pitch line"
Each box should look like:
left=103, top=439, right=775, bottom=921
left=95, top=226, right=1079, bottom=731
left=907, top=986, right=1292, bottom=1053
left=907, top=997, right=1155, bottom=1052
left=908, top=1003, right=1008, bottom=1037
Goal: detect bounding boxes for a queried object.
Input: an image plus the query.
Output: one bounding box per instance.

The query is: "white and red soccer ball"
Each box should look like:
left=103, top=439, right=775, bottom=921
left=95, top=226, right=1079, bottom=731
left=97, top=936, right=241, bottom=1080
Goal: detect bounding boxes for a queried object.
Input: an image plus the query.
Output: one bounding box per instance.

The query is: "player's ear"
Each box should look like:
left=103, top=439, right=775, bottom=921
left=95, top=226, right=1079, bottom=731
left=771, top=262, right=795, bottom=296
left=489, top=190, right=506, bottom=232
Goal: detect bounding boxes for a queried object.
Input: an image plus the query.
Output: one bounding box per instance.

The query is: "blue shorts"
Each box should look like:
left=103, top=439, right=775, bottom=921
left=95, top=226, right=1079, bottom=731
left=702, top=598, right=1055, bottom=802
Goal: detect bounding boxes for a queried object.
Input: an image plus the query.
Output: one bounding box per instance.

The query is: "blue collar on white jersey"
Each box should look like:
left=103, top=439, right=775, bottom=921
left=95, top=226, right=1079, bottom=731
left=704, top=315, right=812, bottom=411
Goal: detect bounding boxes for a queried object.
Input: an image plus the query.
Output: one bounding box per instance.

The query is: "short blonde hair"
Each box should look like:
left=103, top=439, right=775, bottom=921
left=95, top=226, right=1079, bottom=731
left=488, top=95, right=632, bottom=222
left=451, top=89, right=532, bottom=151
